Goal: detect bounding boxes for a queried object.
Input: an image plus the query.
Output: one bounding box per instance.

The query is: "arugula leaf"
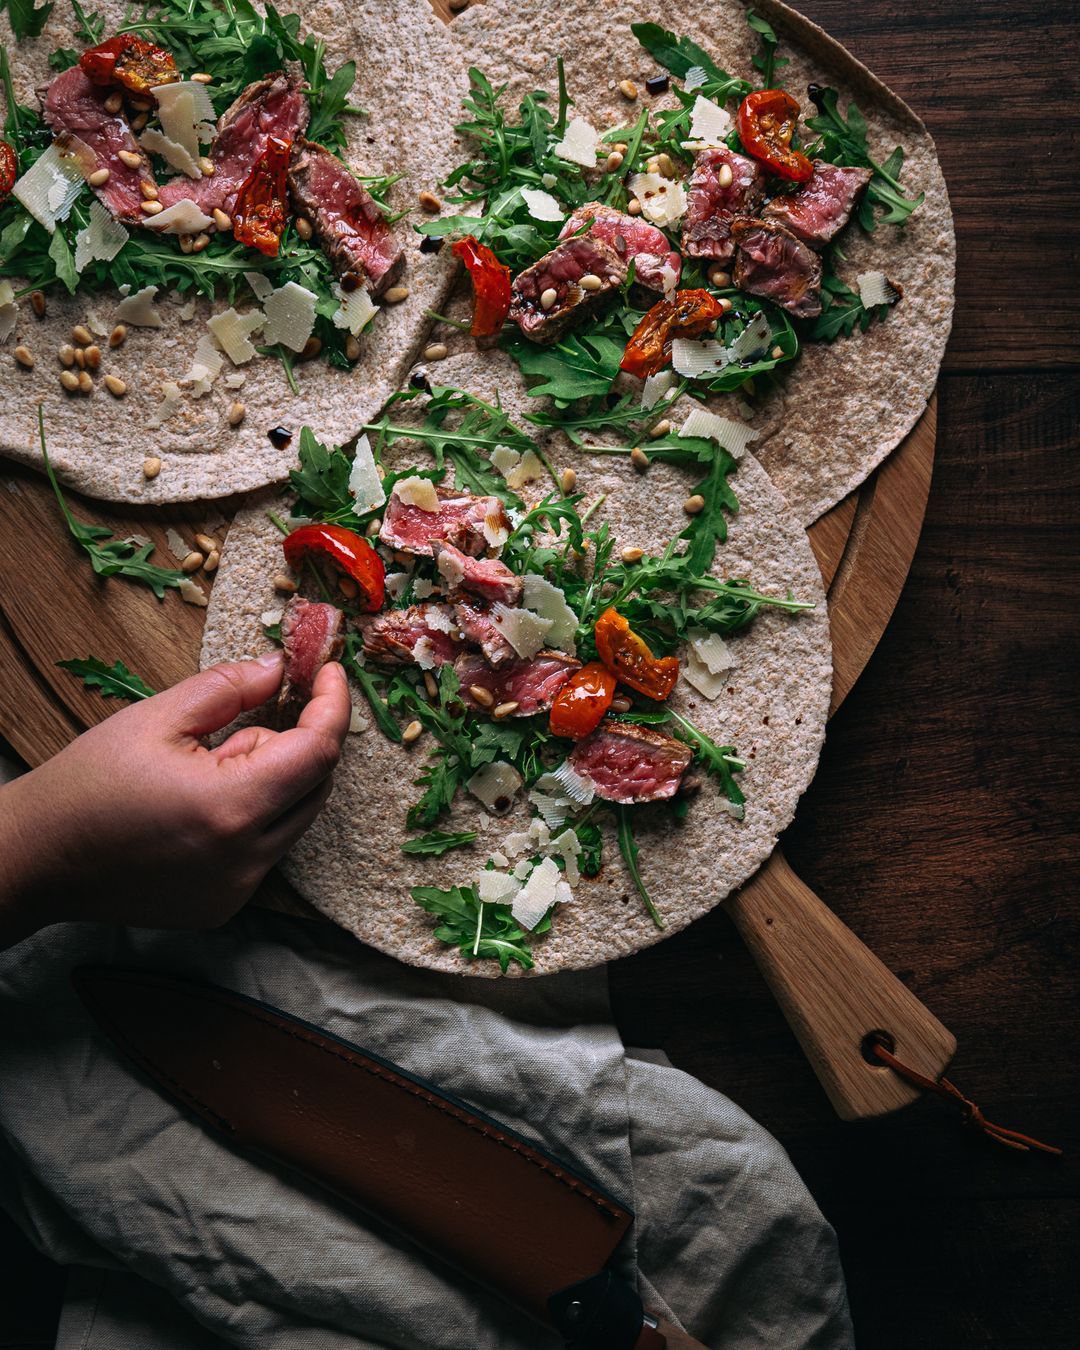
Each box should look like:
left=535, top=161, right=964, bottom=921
left=666, top=708, right=746, bottom=811
left=401, top=830, right=478, bottom=857
left=807, top=267, right=893, bottom=342
left=411, top=884, right=535, bottom=973
left=2, top=0, right=54, bottom=39
left=342, top=635, right=401, bottom=742
left=57, top=656, right=156, bottom=702
left=306, top=58, right=356, bottom=145
left=631, top=21, right=739, bottom=85
left=48, top=48, right=80, bottom=72
left=616, top=806, right=664, bottom=929
left=502, top=330, right=623, bottom=404
left=679, top=449, right=741, bottom=573
left=47, top=227, right=78, bottom=294
left=288, top=426, right=355, bottom=518
left=575, top=821, right=603, bottom=877
left=70, top=0, right=104, bottom=43
left=747, top=10, right=788, bottom=89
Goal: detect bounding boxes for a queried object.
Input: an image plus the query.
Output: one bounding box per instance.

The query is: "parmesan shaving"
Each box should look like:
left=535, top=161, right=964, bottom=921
left=521, top=574, right=577, bottom=654
left=348, top=434, right=385, bottom=515
left=154, top=82, right=215, bottom=158
left=477, top=871, right=520, bottom=906
left=521, top=187, right=564, bottom=222
left=682, top=648, right=728, bottom=700
left=73, top=200, right=128, bottom=274
left=207, top=307, right=264, bottom=364
left=0, top=282, right=17, bottom=344
left=148, top=380, right=183, bottom=428
left=482, top=510, right=509, bottom=550
left=627, top=172, right=687, bottom=227
left=689, top=627, right=735, bottom=674
left=423, top=606, right=456, bottom=635
left=261, top=607, right=284, bottom=627
left=115, top=284, right=163, bottom=328
left=490, top=445, right=522, bottom=478
left=857, top=271, right=901, bottom=309
left=679, top=407, right=759, bottom=459
left=139, top=126, right=201, bottom=179
left=467, top=761, right=524, bottom=813
left=12, top=143, right=84, bottom=232
left=383, top=571, right=411, bottom=600
left=394, top=476, right=440, bottom=512
left=435, top=546, right=465, bottom=588
left=688, top=95, right=732, bottom=146
left=528, top=790, right=568, bottom=832
left=178, top=578, right=207, bottom=607
left=412, top=578, right=435, bottom=599
left=183, top=333, right=224, bottom=396
left=412, top=637, right=438, bottom=670
left=658, top=256, right=679, bottom=299
left=728, top=311, right=771, bottom=362
left=244, top=271, right=274, bottom=302
left=505, top=448, right=546, bottom=490
left=140, top=199, right=214, bottom=234
left=683, top=66, right=708, bottom=92
left=512, top=857, right=565, bottom=930
left=492, top=602, right=553, bottom=659
left=553, top=117, right=599, bottom=168
left=542, top=760, right=595, bottom=806
left=672, top=337, right=730, bottom=378
left=641, top=370, right=675, bottom=409
left=332, top=284, right=378, bottom=336
left=548, top=827, right=582, bottom=885
left=262, top=281, right=318, bottom=352
left=348, top=707, right=371, bottom=734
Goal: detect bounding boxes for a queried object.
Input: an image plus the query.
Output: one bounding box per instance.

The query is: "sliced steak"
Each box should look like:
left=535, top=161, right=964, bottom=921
left=355, top=603, right=462, bottom=668
left=559, top=202, right=680, bottom=293
left=731, top=218, right=823, bottom=319
left=278, top=596, right=344, bottom=727
left=509, top=237, right=626, bottom=344
left=762, top=161, right=872, bottom=249
left=44, top=67, right=156, bottom=223
left=682, top=147, right=765, bottom=262
left=455, top=650, right=580, bottom=716
left=453, top=598, right=517, bottom=667
left=288, top=139, right=404, bottom=295
left=569, top=719, right=692, bottom=804
left=379, top=485, right=510, bottom=559
left=433, top=539, right=521, bottom=605
left=158, top=72, right=308, bottom=216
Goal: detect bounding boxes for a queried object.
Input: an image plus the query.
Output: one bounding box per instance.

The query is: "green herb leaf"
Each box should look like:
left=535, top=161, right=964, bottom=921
left=288, top=426, right=355, bottom=518
left=342, top=635, right=402, bottom=742
left=57, top=656, right=156, bottom=702
left=746, top=9, right=788, bottom=89
left=411, top=883, right=535, bottom=973
left=2, top=0, right=55, bottom=40
left=631, top=21, right=737, bottom=85
left=616, top=806, right=664, bottom=929
left=502, top=330, right=623, bottom=404
left=401, top=830, right=478, bottom=857
left=306, top=58, right=356, bottom=145
left=575, top=820, right=603, bottom=877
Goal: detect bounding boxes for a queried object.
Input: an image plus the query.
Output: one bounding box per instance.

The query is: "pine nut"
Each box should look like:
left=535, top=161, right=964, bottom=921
left=345, top=334, right=361, bottom=361
left=614, top=142, right=629, bottom=154
left=604, top=151, right=624, bottom=172
left=708, top=266, right=731, bottom=287
left=618, top=79, right=638, bottom=100
left=76, top=370, right=92, bottom=393
left=59, top=344, right=76, bottom=367
left=337, top=574, right=359, bottom=599
left=717, top=163, right=734, bottom=189
left=179, top=233, right=194, bottom=254
left=104, top=92, right=123, bottom=114
left=771, top=344, right=784, bottom=359
left=141, top=200, right=164, bottom=215
left=383, top=285, right=410, bottom=303
left=131, top=113, right=149, bottom=133
left=141, top=181, right=158, bottom=200
left=190, top=230, right=209, bottom=250
left=213, top=208, right=232, bottom=232
left=611, top=696, right=632, bottom=713
left=74, top=348, right=86, bottom=369
left=579, top=273, right=603, bottom=291
left=469, top=684, right=495, bottom=709
left=366, top=517, right=381, bottom=537
left=104, top=374, right=126, bottom=397
left=422, top=342, right=448, bottom=360
left=14, top=346, right=34, bottom=369
left=181, top=551, right=204, bottom=573
left=88, top=167, right=110, bottom=186
left=109, top=325, right=126, bottom=348
left=423, top=671, right=439, bottom=699
left=129, top=98, right=151, bottom=112
left=683, top=494, right=706, bottom=515
left=539, top=286, right=558, bottom=311
left=493, top=700, right=519, bottom=720
left=621, top=546, right=644, bottom=563
left=649, top=419, right=671, bottom=438
left=273, top=573, right=298, bottom=592
left=118, top=149, right=142, bottom=169
left=656, top=153, right=676, bottom=178
left=227, top=401, right=246, bottom=427
left=402, top=719, right=424, bottom=743
left=190, top=72, right=213, bottom=84
left=418, top=190, right=442, bottom=212
left=717, top=297, right=733, bottom=314
left=646, top=157, right=660, bottom=174
left=198, top=156, right=215, bottom=177
left=84, top=344, right=101, bottom=369
left=630, top=446, right=650, bottom=472
left=626, top=198, right=642, bottom=215
left=194, top=533, right=218, bottom=554
left=295, top=216, right=312, bottom=240
left=30, top=290, right=45, bottom=317
left=560, top=466, right=577, bottom=493
left=60, top=369, right=80, bottom=392
left=204, top=549, right=220, bottom=573
left=297, top=335, right=321, bottom=361
left=72, top=324, right=92, bottom=345
left=142, top=456, right=161, bottom=480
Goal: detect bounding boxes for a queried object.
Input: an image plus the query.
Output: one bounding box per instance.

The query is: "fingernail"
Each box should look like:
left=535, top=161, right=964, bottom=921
left=256, top=650, right=283, bottom=668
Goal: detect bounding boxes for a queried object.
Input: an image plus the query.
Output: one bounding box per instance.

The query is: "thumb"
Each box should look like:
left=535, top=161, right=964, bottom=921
left=153, top=653, right=284, bottom=739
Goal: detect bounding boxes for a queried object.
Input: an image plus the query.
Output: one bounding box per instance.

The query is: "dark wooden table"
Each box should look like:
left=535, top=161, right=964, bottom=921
left=2, top=2, right=1078, bottom=1347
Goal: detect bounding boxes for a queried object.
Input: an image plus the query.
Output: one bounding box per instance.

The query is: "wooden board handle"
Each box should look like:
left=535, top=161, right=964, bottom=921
left=726, top=850, right=956, bottom=1120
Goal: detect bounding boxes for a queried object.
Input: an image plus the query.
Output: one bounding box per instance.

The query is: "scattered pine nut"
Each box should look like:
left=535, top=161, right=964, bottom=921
left=104, top=92, right=123, bottom=114
left=141, top=200, right=164, bottom=215
left=190, top=72, right=213, bottom=83
left=76, top=370, right=93, bottom=394
left=129, top=98, right=152, bottom=112
left=614, top=142, right=629, bottom=154
left=621, top=546, right=644, bottom=563
left=59, top=343, right=76, bottom=367
left=227, top=401, right=246, bottom=427
left=646, top=156, right=660, bottom=174
left=88, top=167, right=110, bottom=187
left=179, top=234, right=194, bottom=254
left=717, top=297, right=733, bottom=314
left=579, top=273, right=603, bottom=291
left=198, top=156, right=215, bottom=177
left=338, top=574, right=359, bottom=599
left=84, top=344, right=101, bottom=369
left=74, top=348, right=86, bottom=369
left=469, top=684, right=495, bottom=709
left=708, top=266, right=731, bottom=288
left=402, top=719, right=424, bottom=743
left=190, top=230, right=209, bottom=250
left=142, top=456, right=161, bottom=480
left=30, top=290, right=45, bottom=317
left=423, top=671, right=439, bottom=699
left=59, top=369, right=80, bottom=392
left=14, top=346, right=34, bottom=369
left=130, top=113, right=149, bottom=133
left=213, top=208, right=232, bottom=232
left=611, top=696, right=632, bottom=713
left=422, top=342, right=448, bottom=361
left=448, top=0, right=470, bottom=10
left=618, top=79, right=638, bottom=100
left=295, top=216, right=312, bottom=240
left=539, top=286, right=558, bottom=311
left=604, top=150, right=624, bottom=172
left=273, top=573, right=298, bottom=593
left=683, top=494, right=706, bottom=515
left=345, top=334, right=361, bottom=361
left=181, top=551, right=205, bottom=573
left=383, top=285, right=410, bottom=303
left=649, top=419, right=671, bottom=438
left=194, top=533, right=218, bottom=555
left=72, top=324, right=93, bottom=345
left=493, top=700, right=519, bottom=720
left=627, top=198, right=642, bottom=215
left=204, top=549, right=220, bottom=573
left=117, top=149, right=142, bottom=169
left=770, top=344, right=784, bottom=359
left=140, top=181, right=159, bottom=200
left=630, top=446, right=650, bottom=472
left=366, top=517, right=381, bottom=537
left=717, top=163, right=734, bottom=189
left=560, top=466, right=577, bottom=493
left=656, top=152, right=676, bottom=177
left=418, top=190, right=442, bottom=212
left=300, top=335, right=322, bottom=360
left=109, top=324, right=126, bottom=348
left=104, top=374, right=127, bottom=397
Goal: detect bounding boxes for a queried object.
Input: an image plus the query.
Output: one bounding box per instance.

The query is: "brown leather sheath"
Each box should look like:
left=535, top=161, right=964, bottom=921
left=73, top=967, right=634, bottom=1327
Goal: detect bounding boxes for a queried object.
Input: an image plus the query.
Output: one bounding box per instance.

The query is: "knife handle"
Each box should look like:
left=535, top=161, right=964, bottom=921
left=726, top=850, right=956, bottom=1120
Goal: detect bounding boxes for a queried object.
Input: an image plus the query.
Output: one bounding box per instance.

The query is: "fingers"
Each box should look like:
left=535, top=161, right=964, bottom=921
left=295, top=661, right=352, bottom=743
left=212, top=723, right=278, bottom=764
left=258, top=777, right=334, bottom=862
left=153, top=653, right=284, bottom=740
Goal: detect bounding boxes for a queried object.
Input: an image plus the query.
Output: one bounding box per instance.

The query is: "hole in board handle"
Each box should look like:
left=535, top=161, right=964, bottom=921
left=860, top=1030, right=896, bottom=1067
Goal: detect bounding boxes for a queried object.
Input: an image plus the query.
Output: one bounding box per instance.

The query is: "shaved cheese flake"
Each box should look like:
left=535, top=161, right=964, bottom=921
left=394, top=475, right=440, bottom=512
left=116, top=284, right=163, bottom=328
left=348, top=707, right=371, bottom=734
left=679, top=407, right=759, bottom=459
left=348, top=434, right=384, bottom=515
left=672, top=337, right=729, bottom=378
left=521, top=187, right=564, bottom=222
left=261, top=607, right=284, bottom=628
left=548, top=827, right=582, bottom=885
left=141, top=198, right=214, bottom=235
left=641, top=370, right=675, bottom=409
left=541, top=172, right=558, bottom=189
left=501, top=830, right=531, bottom=859
left=412, top=578, right=435, bottom=599
left=178, top=298, right=196, bottom=321
left=183, top=333, right=224, bottom=396
left=521, top=574, right=577, bottom=654
left=477, top=871, right=520, bottom=906
left=423, top=605, right=456, bottom=634
left=683, top=65, right=709, bottom=92
left=857, top=271, right=901, bottom=309
left=627, top=172, right=687, bottom=227
left=492, top=602, right=552, bottom=659
left=207, top=306, right=264, bottom=364
left=512, top=857, right=564, bottom=930
left=154, top=82, right=215, bottom=157
left=544, top=760, right=595, bottom=806
left=505, top=448, right=546, bottom=490
left=467, top=760, right=524, bottom=813
left=73, top=200, right=128, bottom=274
left=178, top=578, right=208, bottom=607
left=244, top=271, right=274, bottom=302
left=689, top=627, right=735, bottom=675
left=262, top=281, right=317, bottom=352
left=224, top=371, right=246, bottom=389
left=553, top=116, right=599, bottom=168
left=490, top=445, right=522, bottom=479
left=148, top=380, right=183, bottom=428
left=688, top=95, right=732, bottom=146
left=435, top=546, right=465, bottom=588
left=12, top=143, right=84, bottom=231
left=139, top=126, right=201, bottom=178
left=682, top=648, right=729, bottom=699
left=332, top=284, right=378, bottom=336
left=383, top=571, right=411, bottom=600
left=412, top=637, right=438, bottom=670
left=0, top=281, right=17, bottom=343
left=658, top=256, right=679, bottom=299
left=728, top=311, right=771, bottom=362
left=513, top=857, right=533, bottom=881
left=482, top=510, right=509, bottom=550
left=165, top=526, right=188, bottom=558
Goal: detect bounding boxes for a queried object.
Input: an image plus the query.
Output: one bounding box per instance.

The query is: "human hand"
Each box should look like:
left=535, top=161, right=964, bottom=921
left=0, top=653, right=350, bottom=947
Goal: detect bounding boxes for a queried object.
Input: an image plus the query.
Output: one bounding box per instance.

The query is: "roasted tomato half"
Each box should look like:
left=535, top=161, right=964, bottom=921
left=736, top=89, right=814, bottom=183
left=233, top=137, right=292, bottom=257
left=282, top=524, right=386, bottom=613
left=549, top=662, right=617, bottom=740
left=452, top=235, right=512, bottom=337
left=620, top=289, right=725, bottom=378
left=0, top=141, right=16, bottom=200
left=594, top=607, right=679, bottom=701
left=80, top=35, right=179, bottom=95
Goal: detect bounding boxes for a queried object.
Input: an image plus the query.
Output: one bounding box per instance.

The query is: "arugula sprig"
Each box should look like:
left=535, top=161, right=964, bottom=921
left=747, top=10, right=788, bottom=90
left=1, top=0, right=54, bottom=39
left=402, top=830, right=478, bottom=857
left=808, top=266, right=893, bottom=342
left=57, top=656, right=156, bottom=701
left=411, top=883, right=539, bottom=973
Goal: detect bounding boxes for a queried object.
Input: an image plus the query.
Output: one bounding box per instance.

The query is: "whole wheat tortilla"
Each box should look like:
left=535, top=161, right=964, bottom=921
left=447, top=0, right=955, bottom=524
left=200, top=348, right=831, bottom=975
left=0, top=0, right=466, bottom=503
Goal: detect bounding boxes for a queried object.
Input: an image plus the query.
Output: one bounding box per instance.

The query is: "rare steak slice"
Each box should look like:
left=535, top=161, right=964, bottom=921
left=158, top=72, right=308, bottom=216
left=682, top=147, right=765, bottom=262
left=731, top=218, right=823, bottom=318
left=355, top=603, right=462, bottom=668
left=509, top=237, right=626, bottom=344
left=455, top=650, right=581, bottom=716
left=569, top=719, right=693, bottom=804
left=453, top=598, right=516, bottom=667
left=44, top=66, right=156, bottom=223
left=288, top=139, right=404, bottom=295
left=379, top=484, right=510, bottom=559
left=433, top=539, right=521, bottom=606
left=558, top=202, right=681, bottom=293
left=278, top=596, right=345, bottom=727
left=762, top=161, right=872, bottom=249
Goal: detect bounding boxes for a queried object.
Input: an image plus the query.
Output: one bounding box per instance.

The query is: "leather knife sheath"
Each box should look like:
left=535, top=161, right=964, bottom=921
left=73, top=967, right=636, bottom=1330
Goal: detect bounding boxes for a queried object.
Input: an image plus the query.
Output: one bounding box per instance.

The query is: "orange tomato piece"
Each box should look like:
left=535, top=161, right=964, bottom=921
left=549, top=662, right=617, bottom=739
left=594, top=608, right=679, bottom=701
